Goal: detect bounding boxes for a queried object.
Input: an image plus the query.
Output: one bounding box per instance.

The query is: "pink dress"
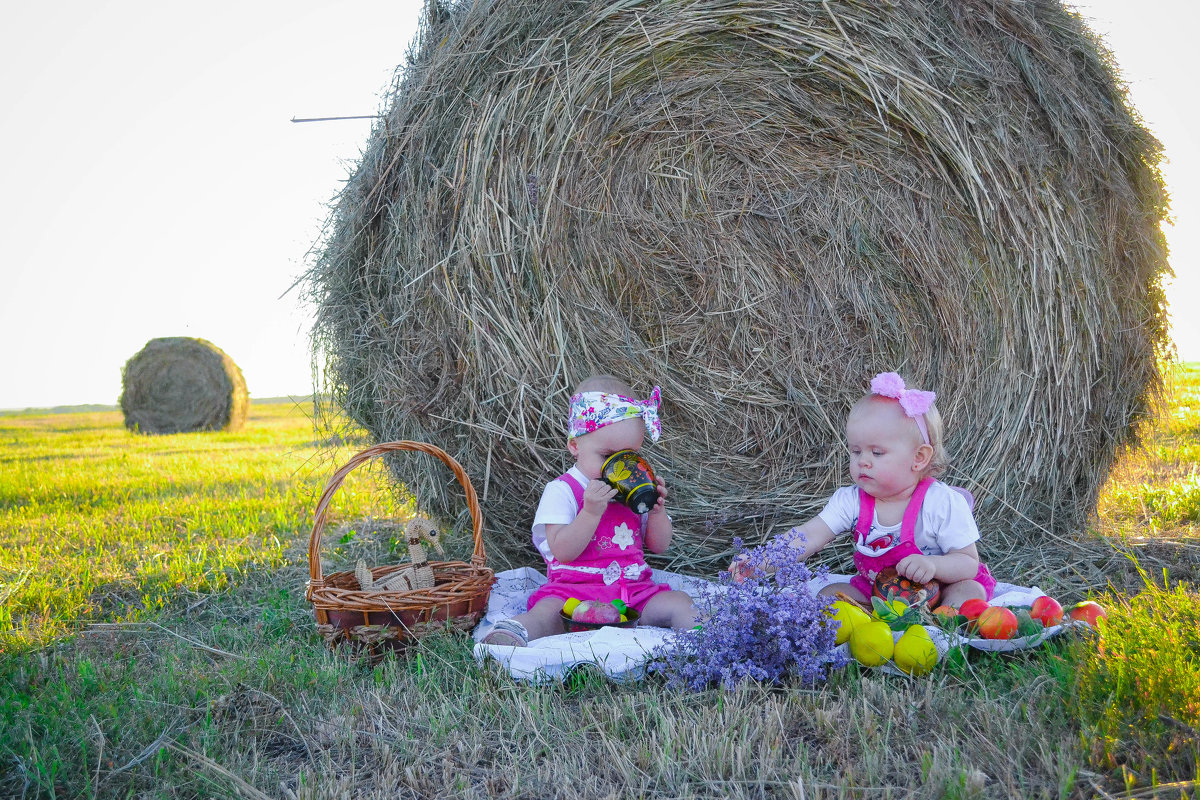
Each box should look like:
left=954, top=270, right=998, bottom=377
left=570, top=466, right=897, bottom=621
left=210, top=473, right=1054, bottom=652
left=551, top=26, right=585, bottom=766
left=526, top=472, right=672, bottom=612
left=849, top=478, right=996, bottom=600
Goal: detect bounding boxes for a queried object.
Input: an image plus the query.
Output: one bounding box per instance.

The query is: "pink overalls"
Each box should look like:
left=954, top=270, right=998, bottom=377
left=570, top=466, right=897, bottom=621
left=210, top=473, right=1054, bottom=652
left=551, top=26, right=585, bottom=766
left=526, top=472, right=672, bottom=612
left=849, top=478, right=996, bottom=600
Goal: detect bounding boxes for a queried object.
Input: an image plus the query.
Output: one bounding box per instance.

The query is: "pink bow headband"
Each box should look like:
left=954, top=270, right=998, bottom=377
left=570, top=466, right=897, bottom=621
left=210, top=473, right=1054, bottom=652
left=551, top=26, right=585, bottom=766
left=568, top=387, right=662, bottom=442
left=870, top=372, right=936, bottom=444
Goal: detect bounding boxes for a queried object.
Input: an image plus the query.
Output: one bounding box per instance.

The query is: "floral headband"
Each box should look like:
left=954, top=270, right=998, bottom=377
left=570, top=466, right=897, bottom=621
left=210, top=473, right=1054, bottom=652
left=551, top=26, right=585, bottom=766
left=870, top=372, right=936, bottom=444
left=567, top=387, right=662, bottom=442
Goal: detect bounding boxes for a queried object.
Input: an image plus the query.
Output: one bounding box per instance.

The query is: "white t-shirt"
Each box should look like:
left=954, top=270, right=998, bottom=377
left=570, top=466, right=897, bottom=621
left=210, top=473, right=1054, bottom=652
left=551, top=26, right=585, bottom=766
left=531, top=467, right=649, bottom=563
left=816, top=481, right=979, bottom=561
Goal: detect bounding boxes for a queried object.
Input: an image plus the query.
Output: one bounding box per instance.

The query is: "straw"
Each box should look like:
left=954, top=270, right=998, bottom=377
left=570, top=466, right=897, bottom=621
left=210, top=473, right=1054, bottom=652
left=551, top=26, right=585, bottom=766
left=306, top=0, right=1170, bottom=578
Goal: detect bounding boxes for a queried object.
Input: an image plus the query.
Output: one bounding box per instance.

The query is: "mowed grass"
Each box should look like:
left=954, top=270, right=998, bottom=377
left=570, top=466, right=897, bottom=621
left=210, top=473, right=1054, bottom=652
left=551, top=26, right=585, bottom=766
left=2, top=386, right=1198, bottom=799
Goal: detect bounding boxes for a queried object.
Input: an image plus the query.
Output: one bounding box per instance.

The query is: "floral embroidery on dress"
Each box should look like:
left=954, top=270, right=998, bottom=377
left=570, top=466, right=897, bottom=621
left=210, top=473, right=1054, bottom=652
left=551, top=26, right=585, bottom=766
left=611, top=522, right=635, bottom=550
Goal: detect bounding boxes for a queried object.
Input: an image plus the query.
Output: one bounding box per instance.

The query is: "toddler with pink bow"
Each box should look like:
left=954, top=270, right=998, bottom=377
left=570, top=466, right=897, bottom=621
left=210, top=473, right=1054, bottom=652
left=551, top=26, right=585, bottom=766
left=731, top=371, right=995, bottom=608
left=482, top=375, right=697, bottom=647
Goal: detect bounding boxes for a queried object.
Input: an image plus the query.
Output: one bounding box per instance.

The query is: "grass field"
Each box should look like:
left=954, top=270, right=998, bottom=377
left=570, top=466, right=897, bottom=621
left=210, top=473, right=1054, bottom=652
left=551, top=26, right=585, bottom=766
left=2, top=381, right=1198, bottom=799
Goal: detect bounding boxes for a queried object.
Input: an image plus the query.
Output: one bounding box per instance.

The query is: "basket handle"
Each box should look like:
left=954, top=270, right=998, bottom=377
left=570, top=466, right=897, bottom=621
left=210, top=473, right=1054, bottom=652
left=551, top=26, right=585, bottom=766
left=307, top=441, right=486, bottom=596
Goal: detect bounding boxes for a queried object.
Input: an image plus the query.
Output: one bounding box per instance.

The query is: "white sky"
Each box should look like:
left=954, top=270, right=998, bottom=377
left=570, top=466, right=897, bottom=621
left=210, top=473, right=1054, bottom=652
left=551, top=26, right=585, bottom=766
left=0, top=1, right=1195, bottom=409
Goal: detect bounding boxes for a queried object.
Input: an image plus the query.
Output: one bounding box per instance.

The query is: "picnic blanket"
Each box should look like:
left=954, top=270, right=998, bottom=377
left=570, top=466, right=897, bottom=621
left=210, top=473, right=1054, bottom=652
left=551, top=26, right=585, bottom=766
left=471, top=568, right=1078, bottom=683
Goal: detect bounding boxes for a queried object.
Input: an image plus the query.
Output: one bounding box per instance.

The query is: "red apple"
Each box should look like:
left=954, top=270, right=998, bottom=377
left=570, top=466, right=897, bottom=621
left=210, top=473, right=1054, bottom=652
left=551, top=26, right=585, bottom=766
left=1068, top=600, right=1107, bottom=627
left=958, top=598, right=990, bottom=622
left=572, top=601, right=621, bottom=624
left=1030, top=595, right=1063, bottom=627
left=976, top=606, right=1018, bottom=640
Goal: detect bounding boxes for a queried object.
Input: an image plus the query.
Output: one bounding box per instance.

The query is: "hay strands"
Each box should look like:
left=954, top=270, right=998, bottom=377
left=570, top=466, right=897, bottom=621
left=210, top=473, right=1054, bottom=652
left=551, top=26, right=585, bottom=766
left=306, top=0, right=1170, bottom=583
left=290, top=114, right=381, bottom=123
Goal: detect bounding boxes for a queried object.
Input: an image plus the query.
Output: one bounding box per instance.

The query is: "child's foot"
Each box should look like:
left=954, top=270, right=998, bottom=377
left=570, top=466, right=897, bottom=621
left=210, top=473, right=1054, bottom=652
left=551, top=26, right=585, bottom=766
left=480, top=619, right=529, bottom=647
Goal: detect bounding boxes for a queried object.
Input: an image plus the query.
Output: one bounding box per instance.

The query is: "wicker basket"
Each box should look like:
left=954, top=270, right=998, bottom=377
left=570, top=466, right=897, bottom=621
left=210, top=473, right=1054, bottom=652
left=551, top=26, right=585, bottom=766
left=306, top=441, right=494, bottom=654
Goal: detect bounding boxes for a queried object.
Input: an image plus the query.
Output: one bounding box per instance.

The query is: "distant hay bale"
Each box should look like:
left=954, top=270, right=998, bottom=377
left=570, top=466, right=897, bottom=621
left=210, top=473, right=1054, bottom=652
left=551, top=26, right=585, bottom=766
left=120, top=337, right=248, bottom=434
left=307, top=0, right=1170, bottom=573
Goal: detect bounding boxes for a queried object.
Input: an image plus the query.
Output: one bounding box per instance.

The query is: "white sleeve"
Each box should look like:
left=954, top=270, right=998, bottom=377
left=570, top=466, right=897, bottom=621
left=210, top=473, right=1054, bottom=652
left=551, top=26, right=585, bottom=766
left=919, top=483, right=980, bottom=554
left=815, top=486, right=860, bottom=538
left=531, top=480, right=578, bottom=561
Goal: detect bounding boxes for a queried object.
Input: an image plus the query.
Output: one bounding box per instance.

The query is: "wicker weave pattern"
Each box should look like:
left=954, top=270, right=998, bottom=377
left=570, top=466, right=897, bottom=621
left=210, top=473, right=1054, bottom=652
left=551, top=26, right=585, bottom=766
left=306, top=441, right=494, bottom=650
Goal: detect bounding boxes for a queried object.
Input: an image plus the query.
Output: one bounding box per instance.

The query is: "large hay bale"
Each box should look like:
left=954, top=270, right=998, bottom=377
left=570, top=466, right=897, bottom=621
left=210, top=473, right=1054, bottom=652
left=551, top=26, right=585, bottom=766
left=120, top=337, right=248, bottom=434
left=307, top=0, right=1170, bottom=573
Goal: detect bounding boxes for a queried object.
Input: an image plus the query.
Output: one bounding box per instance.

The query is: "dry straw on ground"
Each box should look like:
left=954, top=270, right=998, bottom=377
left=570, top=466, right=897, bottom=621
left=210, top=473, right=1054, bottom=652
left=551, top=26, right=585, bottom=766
left=307, top=0, right=1170, bottom=575
left=120, top=337, right=248, bottom=434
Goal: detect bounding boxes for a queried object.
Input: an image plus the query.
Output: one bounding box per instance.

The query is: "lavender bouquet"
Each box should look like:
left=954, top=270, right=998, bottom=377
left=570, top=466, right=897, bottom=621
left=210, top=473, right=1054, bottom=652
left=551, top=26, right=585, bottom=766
left=651, top=532, right=848, bottom=690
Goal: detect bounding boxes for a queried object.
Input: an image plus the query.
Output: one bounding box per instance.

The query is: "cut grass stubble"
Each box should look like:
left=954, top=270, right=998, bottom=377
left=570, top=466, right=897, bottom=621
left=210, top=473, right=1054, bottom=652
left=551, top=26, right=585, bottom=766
left=2, top=381, right=1199, bottom=797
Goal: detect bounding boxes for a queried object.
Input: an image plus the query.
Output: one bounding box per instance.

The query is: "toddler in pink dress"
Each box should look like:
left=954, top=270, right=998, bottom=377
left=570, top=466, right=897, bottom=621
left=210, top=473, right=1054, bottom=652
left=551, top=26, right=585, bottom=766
left=482, top=375, right=697, bottom=647
left=732, top=372, right=995, bottom=609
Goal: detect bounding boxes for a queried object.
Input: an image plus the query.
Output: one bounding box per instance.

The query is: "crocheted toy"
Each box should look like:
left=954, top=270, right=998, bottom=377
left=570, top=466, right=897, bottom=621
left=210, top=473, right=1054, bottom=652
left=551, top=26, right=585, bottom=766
left=355, top=517, right=445, bottom=591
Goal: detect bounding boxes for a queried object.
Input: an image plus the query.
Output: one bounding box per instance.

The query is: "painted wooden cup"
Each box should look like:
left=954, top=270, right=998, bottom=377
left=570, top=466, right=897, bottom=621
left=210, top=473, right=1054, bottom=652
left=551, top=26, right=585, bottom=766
left=600, top=449, right=659, bottom=514
left=873, top=566, right=941, bottom=608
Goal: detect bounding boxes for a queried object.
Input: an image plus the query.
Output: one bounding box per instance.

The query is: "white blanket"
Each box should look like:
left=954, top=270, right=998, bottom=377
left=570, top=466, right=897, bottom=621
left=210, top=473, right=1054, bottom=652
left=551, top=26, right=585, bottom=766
left=471, top=568, right=1077, bottom=683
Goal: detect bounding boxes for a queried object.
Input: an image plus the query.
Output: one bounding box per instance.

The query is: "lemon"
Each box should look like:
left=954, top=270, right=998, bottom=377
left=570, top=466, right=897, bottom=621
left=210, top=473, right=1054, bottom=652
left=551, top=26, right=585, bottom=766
left=849, top=620, right=894, bottom=667
left=828, top=600, right=871, bottom=645
left=893, top=625, right=938, bottom=676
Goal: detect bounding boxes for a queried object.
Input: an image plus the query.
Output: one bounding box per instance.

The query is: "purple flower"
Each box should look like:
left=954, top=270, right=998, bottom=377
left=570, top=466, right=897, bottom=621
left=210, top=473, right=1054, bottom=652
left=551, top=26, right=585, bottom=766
left=650, top=531, right=848, bottom=690
left=526, top=173, right=539, bottom=208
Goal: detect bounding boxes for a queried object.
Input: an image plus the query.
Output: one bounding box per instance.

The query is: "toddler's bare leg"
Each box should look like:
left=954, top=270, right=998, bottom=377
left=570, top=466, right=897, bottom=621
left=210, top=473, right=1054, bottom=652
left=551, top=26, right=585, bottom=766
left=940, top=579, right=986, bottom=608
left=639, top=590, right=698, bottom=629
left=505, top=596, right=568, bottom=642
left=818, top=581, right=868, bottom=606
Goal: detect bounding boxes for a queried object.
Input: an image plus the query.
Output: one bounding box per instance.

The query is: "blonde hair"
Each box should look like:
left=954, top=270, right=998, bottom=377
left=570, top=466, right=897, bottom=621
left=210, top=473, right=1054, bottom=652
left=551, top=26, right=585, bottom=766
left=849, top=391, right=948, bottom=477
left=572, top=374, right=635, bottom=397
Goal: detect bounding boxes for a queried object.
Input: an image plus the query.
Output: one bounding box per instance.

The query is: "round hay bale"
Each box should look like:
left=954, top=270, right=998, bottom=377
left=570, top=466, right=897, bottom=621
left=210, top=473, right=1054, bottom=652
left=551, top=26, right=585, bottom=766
left=307, top=0, right=1170, bottom=573
left=120, top=337, right=248, bottom=434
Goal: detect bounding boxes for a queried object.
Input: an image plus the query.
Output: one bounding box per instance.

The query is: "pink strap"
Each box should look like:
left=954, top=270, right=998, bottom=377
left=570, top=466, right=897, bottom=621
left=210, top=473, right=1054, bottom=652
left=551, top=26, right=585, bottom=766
left=856, top=478, right=934, bottom=543
left=558, top=472, right=585, bottom=508
left=901, top=479, right=933, bottom=538
left=855, top=491, right=874, bottom=540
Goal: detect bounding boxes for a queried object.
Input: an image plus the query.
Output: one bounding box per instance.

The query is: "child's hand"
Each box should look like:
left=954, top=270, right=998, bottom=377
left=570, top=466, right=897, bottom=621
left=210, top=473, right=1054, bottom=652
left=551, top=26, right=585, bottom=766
left=727, top=555, right=756, bottom=583
left=896, top=553, right=937, bottom=584
left=582, top=480, right=617, bottom=516
left=649, top=476, right=669, bottom=516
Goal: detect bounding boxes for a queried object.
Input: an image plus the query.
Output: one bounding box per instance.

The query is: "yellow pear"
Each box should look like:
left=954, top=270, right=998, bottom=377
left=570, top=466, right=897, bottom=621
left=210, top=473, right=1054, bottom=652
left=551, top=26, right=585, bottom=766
left=829, top=600, right=871, bottom=645
left=893, top=625, right=938, bottom=676
left=849, top=620, right=894, bottom=667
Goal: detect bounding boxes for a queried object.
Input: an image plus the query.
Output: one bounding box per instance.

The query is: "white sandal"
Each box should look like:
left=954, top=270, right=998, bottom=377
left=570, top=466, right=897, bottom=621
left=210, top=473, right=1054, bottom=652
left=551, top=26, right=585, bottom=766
left=481, top=619, right=529, bottom=647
